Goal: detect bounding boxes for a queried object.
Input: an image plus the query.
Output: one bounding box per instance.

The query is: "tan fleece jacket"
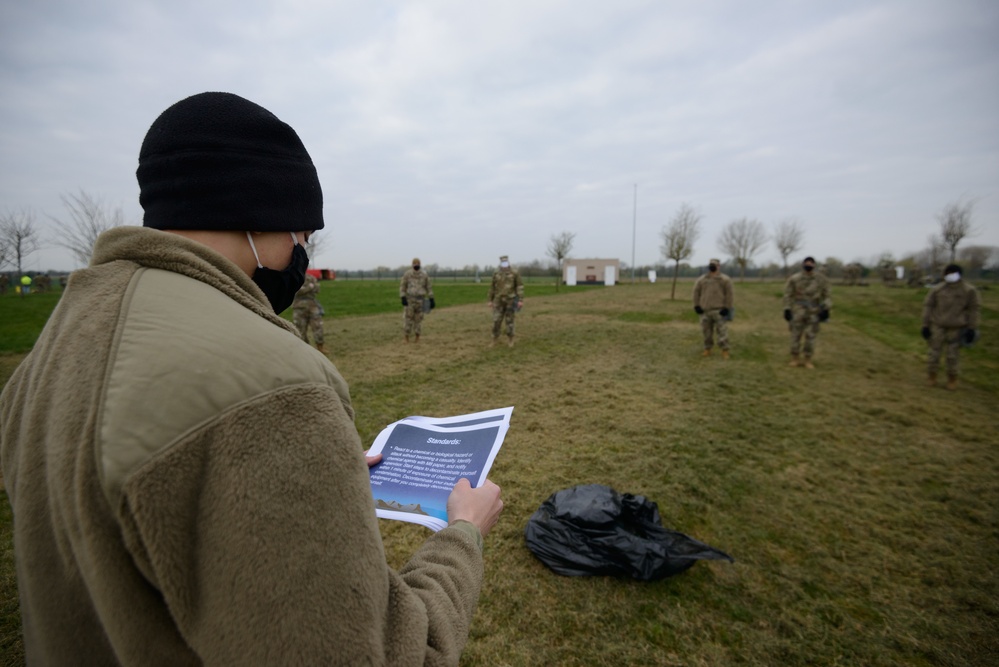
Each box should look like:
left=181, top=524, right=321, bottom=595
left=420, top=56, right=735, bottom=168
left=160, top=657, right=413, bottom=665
left=692, top=272, right=733, bottom=311
left=1, top=226, right=483, bottom=666
left=921, top=279, right=980, bottom=330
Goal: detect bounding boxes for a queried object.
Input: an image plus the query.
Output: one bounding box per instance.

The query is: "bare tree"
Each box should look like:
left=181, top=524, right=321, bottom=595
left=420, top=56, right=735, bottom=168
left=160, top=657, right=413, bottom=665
left=0, top=209, right=42, bottom=277
left=772, top=217, right=805, bottom=277
left=546, top=231, right=576, bottom=292
left=305, top=230, right=328, bottom=265
left=957, top=245, right=997, bottom=278
left=0, top=227, right=10, bottom=271
left=937, top=199, right=977, bottom=262
left=49, top=191, right=125, bottom=267
left=922, top=233, right=947, bottom=277
left=659, top=203, right=702, bottom=300
left=717, top=217, right=767, bottom=280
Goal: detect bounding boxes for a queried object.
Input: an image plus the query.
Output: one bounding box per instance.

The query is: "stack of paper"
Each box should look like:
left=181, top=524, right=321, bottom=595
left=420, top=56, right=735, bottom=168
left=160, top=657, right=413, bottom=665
left=367, top=407, right=512, bottom=531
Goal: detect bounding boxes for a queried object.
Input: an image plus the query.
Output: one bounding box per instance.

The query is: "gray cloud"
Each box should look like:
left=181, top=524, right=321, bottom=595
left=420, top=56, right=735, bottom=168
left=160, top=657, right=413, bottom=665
left=2, top=0, right=996, bottom=272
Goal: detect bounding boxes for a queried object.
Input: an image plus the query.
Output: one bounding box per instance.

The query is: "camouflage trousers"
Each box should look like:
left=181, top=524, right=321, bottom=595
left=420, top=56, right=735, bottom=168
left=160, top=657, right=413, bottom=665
left=404, top=298, right=425, bottom=336
left=789, top=307, right=821, bottom=357
left=492, top=300, right=517, bottom=339
left=293, top=301, right=324, bottom=346
left=700, top=309, right=729, bottom=351
left=927, top=325, right=962, bottom=376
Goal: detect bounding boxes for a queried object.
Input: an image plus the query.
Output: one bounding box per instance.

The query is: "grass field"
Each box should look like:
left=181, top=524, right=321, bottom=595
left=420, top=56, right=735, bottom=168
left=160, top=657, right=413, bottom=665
left=2, top=278, right=997, bottom=666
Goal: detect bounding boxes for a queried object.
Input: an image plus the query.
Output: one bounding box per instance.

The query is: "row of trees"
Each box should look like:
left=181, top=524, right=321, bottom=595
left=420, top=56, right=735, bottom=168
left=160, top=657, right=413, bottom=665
left=657, top=199, right=983, bottom=299
left=335, top=250, right=999, bottom=285
left=660, top=205, right=805, bottom=299
left=0, top=191, right=125, bottom=276
left=1, top=192, right=986, bottom=291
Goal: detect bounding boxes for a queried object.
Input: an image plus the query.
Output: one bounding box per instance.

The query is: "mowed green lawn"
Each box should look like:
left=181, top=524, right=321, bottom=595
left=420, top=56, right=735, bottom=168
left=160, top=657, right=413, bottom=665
left=2, top=278, right=997, bottom=666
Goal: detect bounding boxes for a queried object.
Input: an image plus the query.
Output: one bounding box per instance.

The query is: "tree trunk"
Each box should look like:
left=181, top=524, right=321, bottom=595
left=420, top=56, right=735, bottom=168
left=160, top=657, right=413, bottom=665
left=670, top=261, right=680, bottom=300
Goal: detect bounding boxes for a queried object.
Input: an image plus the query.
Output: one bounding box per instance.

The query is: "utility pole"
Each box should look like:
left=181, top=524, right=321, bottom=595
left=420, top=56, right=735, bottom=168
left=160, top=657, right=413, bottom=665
left=631, top=183, right=637, bottom=283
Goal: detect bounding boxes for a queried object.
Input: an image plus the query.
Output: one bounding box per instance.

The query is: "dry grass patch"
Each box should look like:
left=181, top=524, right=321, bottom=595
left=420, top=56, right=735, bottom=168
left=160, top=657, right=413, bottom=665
left=2, top=280, right=997, bottom=666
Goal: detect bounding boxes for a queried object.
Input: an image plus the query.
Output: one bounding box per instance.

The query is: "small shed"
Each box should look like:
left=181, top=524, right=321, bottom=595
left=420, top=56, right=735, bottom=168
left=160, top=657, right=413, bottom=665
left=563, top=258, right=620, bottom=286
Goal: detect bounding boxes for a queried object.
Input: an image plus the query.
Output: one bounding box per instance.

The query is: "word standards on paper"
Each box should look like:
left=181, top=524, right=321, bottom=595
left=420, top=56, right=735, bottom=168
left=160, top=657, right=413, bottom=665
left=367, top=407, right=512, bottom=531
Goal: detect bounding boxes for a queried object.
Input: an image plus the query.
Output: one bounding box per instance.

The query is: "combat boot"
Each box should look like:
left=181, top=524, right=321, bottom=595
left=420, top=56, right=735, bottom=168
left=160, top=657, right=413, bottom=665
left=507, top=336, right=515, bottom=348
left=803, top=357, right=815, bottom=370
left=316, top=343, right=327, bottom=355
left=414, top=334, right=420, bottom=344
left=701, top=349, right=711, bottom=357
left=789, top=353, right=800, bottom=367
left=721, top=350, right=730, bottom=360
left=927, top=372, right=937, bottom=387
left=946, top=375, right=958, bottom=390
left=404, top=334, right=410, bottom=344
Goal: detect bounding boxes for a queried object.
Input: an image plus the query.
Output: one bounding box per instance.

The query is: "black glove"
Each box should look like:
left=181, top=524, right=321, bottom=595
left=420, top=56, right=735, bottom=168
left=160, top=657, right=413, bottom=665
left=401, top=296, right=408, bottom=307
left=694, top=306, right=704, bottom=315
left=921, top=326, right=931, bottom=341
left=964, top=328, right=977, bottom=344
left=783, top=309, right=792, bottom=322
left=819, top=309, right=830, bottom=322
left=429, top=298, right=436, bottom=310
left=719, top=308, right=729, bottom=317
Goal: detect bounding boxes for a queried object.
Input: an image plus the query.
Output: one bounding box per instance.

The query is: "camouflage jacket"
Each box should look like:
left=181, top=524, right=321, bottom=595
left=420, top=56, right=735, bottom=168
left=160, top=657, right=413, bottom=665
left=783, top=271, right=831, bottom=311
left=399, top=269, right=433, bottom=299
left=922, top=279, right=979, bottom=329
left=489, top=269, right=524, bottom=303
left=692, top=273, right=733, bottom=310
left=293, top=274, right=320, bottom=305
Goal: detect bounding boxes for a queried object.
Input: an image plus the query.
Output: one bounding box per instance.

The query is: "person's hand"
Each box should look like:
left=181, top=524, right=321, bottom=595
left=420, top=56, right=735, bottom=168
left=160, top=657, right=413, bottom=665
left=488, top=301, right=495, bottom=309
left=783, top=309, right=792, bottom=322
left=921, top=326, right=931, bottom=341
left=364, top=452, right=383, bottom=468
left=719, top=308, right=729, bottom=317
left=447, top=478, right=503, bottom=537
left=819, top=309, right=830, bottom=322
left=694, top=306, right=704, bottom=315
left=401, top=296, right=408, bottom=307
left=429, top=297, right=436, bottom=309
left=517, top=300, right=524, bottom=309
left=964, top=328, right=977, bottom=344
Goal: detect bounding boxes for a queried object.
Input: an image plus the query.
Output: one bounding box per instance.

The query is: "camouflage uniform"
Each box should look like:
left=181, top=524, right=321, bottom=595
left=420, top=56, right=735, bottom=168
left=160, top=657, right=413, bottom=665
left=692, top=263, right=734, bottom=354
left=922, top=275, right=979, bottom=383
left=783, top=266, right=831, bottom=363
left=292, top=273, right=325, bottom=350
left=489, top=256, right=524, bottom=344
left=399, top=259, right=433, bottom=339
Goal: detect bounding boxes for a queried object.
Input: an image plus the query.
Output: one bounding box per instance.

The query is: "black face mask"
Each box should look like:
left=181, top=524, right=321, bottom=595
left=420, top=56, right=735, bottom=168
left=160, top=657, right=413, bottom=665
left=709, top=264, right=718, bottom=272
left=247, top=232, right=310, bottom=313
left=413, top=265, right=420, bottom=271
left=803, top=264, right=815, bottom=272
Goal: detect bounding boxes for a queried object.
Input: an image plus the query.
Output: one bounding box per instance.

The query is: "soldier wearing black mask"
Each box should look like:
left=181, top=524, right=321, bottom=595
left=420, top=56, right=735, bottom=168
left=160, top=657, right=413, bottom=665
left=692, top=258, right=734, bottom=358
left=782, top=256, right=831, bottom=368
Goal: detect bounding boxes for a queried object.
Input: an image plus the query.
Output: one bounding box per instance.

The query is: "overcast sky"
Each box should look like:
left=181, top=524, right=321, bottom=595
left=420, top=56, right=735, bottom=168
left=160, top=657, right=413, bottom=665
left=2, top=0, right=997, bottom=273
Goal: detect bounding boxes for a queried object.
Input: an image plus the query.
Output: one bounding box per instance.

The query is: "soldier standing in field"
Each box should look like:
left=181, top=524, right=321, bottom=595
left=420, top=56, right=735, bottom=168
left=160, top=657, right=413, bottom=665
left=783, top=256, right=831, bottom=368
left=692, top=258, right=734, bottom=359
left=489, top=255, right=524, bottom=347
left=399, top=257, right=434, bottom=343
left=293, top=272, right=326, bottom=354
left=921, top=263, right=980, bottom=390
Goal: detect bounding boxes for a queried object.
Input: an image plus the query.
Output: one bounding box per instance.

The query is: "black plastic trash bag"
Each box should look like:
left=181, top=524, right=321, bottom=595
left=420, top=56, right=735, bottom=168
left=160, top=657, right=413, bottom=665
left=524, top=484, right=734, bottom=580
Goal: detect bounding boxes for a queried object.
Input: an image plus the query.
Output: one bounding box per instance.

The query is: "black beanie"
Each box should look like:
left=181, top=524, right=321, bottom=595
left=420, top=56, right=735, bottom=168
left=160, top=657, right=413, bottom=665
left=137, top=92, right=324, bottom=232
left=944, top=263, right=962, bottom=276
